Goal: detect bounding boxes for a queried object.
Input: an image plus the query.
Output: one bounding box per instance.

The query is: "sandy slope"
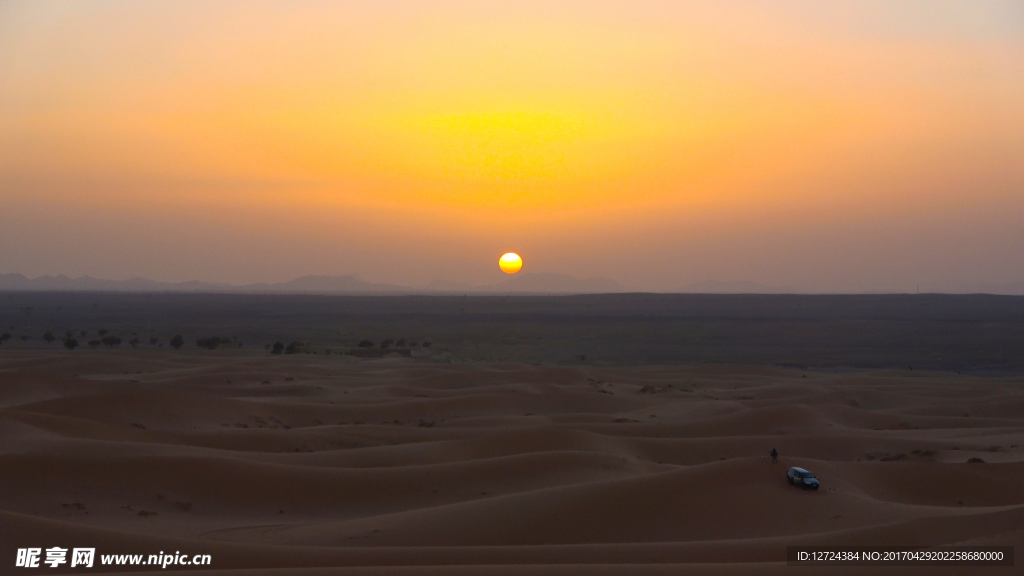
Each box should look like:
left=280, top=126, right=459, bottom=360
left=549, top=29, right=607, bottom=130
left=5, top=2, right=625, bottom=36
left=1, top=351, right=1022, bottom=574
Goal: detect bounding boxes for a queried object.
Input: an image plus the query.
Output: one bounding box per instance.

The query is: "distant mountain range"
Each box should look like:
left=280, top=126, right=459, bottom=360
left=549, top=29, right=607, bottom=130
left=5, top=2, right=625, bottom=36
left=2, top=273, right=1021, bottom=296
left=478, top=273, right=626, bottom=294
left=676, top=280, right=791, bottom=294
left=973, top=282, right=1024, bottom=296
left=0, top=272, right=628, bottom=295
left=676, top=280, right=1024, bottom=296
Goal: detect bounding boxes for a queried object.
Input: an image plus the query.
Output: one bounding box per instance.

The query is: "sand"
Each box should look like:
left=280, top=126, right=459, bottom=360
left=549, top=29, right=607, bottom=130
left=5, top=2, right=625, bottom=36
left=1, top=350, right=1022, bottom=574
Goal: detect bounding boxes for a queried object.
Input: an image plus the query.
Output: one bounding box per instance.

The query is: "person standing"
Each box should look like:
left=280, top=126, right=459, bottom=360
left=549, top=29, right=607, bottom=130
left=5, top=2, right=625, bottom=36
left=771, top=448, right=778, bottom=463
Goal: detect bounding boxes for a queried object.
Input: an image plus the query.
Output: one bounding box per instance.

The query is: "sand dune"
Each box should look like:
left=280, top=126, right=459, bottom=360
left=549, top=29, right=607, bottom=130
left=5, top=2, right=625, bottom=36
left=1, top=351, right=1022, bottom=574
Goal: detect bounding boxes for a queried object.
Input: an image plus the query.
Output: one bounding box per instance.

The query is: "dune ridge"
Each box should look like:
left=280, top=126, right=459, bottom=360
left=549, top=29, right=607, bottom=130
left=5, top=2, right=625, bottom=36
left=1, top=351, right=1022, bottom=574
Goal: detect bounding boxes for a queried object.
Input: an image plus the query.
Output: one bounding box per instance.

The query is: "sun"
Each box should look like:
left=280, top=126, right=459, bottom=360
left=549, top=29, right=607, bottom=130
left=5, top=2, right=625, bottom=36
left=499, top=252, right=523, bottom=274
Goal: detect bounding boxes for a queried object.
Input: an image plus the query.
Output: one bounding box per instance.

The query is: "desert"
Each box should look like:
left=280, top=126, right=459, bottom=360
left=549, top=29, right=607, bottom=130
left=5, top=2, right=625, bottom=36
left=4, top=3, right=1023, bottom=571
left=1, top=293, right=1021, bottom=574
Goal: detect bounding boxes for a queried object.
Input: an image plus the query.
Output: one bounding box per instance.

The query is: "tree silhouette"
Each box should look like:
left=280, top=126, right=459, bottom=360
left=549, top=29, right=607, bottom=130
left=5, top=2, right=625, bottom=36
left=101, top=335, right=121, bottom=347
left=64, top=338, right=79, bottom=350
left=170, top=335, right=184, bottom=350
left=43, top=331, right=56, bottom=344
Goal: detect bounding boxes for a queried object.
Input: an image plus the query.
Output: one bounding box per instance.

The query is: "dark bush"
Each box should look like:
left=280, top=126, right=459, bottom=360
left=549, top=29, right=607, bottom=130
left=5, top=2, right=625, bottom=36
left=169, top=335, right=184, bottom=350
left=101, top=335, right=121, bottom=347
left=357, top=339, right=374, bottom=348
left=129, top=337, right=141, bottom=348
left=285, top=341, right=301, bottom=354
left=271, top=341, right=284, bottom=354
left=0, top=332, right=10, bottom=344
left=396, top=338, right=407, bottom=347
left=88, top=340, right=102, bottom=348
left=98, top=329, right=108, bottom=337
left=196, top=337, right=224, bottom=350
left=43, top=331, right=56, bottom=343
left=380, top=339, right=391, bottom=349
left=64, top=338, right=79, bottom=350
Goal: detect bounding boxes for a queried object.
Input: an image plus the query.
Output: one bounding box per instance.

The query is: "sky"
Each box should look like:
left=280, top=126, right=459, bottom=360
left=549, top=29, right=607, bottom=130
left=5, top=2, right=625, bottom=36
left=1, top=0, right=1022, bottom=292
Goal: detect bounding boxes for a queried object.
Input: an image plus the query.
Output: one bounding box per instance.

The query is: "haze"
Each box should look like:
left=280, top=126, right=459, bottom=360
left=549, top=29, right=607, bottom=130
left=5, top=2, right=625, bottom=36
left=1, top=1, right=1022, bottom=292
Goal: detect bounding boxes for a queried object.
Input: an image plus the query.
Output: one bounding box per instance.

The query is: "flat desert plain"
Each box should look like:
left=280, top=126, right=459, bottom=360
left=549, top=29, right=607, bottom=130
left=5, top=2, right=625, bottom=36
left=2, top=351, right=1022, bottom=574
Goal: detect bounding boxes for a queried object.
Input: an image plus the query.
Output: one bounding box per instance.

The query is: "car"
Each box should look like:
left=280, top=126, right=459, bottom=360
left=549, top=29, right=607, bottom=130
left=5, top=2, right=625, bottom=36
left=787, top=467, right=820, bottom=490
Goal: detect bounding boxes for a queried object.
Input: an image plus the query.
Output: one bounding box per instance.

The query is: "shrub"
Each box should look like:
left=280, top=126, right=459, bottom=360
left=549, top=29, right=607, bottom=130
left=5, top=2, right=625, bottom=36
left=88, top=340, right=102, bottom=348
left=64, top=338, right=79, bottom=350
left=169, top=335, right=184, bottom=350
left=65, top=330, right=75, bottom=339
left=101, top=335, right=121, bottom=347
left=129, top=337, right=140, bottom=348
left=380, top=339, right=391, bottom=349
left=285, top=341, right=301, bottom=354
left=196, top=337, right=224, bottom=350
left=396, top=338, right=407, bottom=347
left=357, top=339, right=374, bottom=348
left=271, top=341, right=284, bottom=354
left=43, top=331, right=56, bottom=343
left=98, top=329, right=108, bottom=337
left=0, top=332, right=10, bottom=344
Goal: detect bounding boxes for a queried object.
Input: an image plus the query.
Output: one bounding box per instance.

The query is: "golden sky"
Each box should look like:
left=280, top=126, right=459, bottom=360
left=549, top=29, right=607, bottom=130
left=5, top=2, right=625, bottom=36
left=1, top=1, right=1022, bottom=291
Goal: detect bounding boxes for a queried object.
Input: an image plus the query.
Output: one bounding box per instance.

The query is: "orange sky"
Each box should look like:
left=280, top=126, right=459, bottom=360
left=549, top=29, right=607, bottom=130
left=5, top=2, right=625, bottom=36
left=1, top=1, right=1022, bottom=291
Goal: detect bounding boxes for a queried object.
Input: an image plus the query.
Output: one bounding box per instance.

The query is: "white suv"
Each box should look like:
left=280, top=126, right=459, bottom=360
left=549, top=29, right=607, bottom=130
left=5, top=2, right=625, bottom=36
left=787, top=467, right=820, bottom=490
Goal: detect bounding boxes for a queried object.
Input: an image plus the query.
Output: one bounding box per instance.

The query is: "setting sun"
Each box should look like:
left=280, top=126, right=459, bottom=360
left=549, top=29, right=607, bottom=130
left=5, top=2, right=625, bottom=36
left=0, top=3, right=1022, bottom=572
left=499, top=252, right=523, bottom=274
